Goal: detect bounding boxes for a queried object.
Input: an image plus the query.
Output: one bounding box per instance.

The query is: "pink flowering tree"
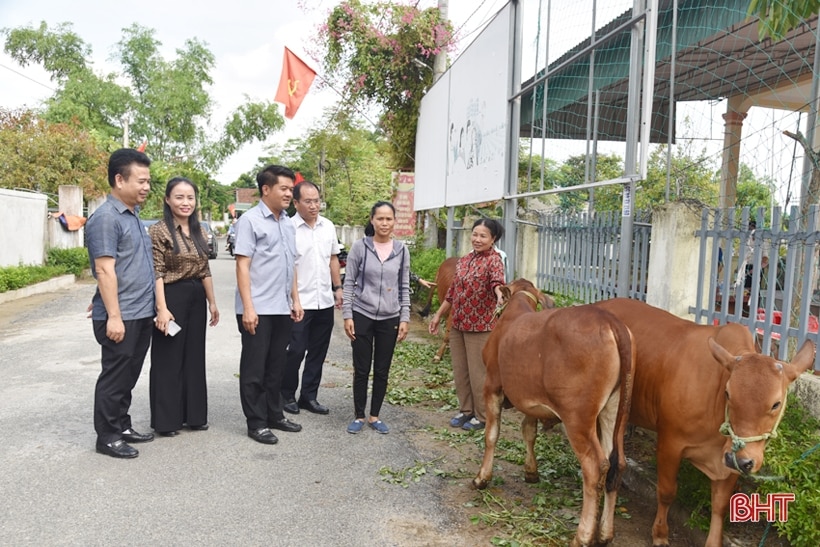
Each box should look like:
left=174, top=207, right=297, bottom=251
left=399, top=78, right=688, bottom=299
left=319, top=0, right=453, bottom=169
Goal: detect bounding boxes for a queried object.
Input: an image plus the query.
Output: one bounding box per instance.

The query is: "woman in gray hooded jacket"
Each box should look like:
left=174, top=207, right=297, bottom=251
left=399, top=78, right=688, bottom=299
left=342, top=201, right=410, bottom=435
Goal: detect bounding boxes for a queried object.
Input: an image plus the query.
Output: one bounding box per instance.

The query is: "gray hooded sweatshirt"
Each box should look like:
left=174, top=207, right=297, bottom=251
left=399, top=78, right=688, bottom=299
left=342, top=236, right=410, bottom=323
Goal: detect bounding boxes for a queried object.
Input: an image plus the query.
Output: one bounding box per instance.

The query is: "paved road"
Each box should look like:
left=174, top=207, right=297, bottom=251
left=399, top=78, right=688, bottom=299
left=0, top=247, right=467, bottom=546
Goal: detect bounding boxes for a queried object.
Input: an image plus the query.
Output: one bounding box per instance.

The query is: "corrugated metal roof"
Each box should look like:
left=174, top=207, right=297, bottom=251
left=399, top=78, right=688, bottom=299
left=520, top=0, right=817, bottom=142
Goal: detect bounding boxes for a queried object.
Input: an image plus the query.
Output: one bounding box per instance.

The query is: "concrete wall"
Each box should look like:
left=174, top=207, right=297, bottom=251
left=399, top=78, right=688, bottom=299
left=646, top=202, right=712, bottom=319
left=0, top=189, right=48, bottom=267
left=48, top=186, right=85, bottom=250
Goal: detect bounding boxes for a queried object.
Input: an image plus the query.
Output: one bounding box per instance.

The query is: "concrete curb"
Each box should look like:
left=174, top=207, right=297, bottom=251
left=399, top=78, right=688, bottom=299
left=0, top=274, right=76, bottom=305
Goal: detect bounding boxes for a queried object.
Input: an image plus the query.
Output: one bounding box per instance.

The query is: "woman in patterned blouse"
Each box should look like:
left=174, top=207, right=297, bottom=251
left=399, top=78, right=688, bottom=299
left=428, top=218, right=506, bottom=431
left=148, top=177, right=220, bottom=437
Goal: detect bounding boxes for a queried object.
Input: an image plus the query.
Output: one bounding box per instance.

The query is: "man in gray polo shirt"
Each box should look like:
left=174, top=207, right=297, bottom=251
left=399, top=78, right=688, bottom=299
left=86, top=148, right=156, bottom=459
left=234, top=164, right=305, bottom=444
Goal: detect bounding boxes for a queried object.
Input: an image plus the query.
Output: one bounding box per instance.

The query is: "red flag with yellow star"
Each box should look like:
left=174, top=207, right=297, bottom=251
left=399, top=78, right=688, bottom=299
left=274, top=47, right=316, bottom=119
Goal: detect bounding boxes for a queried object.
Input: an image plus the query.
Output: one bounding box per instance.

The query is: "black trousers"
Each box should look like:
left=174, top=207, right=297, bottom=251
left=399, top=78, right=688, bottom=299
left=350, top=312, right=399, bottom=420
left=237, top=314, right=293, bottom=430
left=150, top=278, right=208, bottom=432
left=282, top=306, right=334, bottom=402
left=93, top=317, right=153, bottom=444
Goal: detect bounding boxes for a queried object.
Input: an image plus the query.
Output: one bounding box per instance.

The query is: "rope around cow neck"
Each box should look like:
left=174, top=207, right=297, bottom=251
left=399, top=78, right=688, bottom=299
left=493, top=289, right=541, bottom=318
left=719, top=396, right=788, bottom=477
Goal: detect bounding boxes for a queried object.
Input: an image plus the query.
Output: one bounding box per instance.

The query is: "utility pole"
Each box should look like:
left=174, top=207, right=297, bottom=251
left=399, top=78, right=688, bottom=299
left=435, top=0, right=456, bottom=256
left=433, top=0, right=448, bottom=83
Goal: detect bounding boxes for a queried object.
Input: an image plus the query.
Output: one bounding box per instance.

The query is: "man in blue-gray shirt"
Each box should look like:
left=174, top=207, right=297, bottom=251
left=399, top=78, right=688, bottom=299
left=86, top=148, right=155, bottom=458
left=235, top=164, right=304, bottom=445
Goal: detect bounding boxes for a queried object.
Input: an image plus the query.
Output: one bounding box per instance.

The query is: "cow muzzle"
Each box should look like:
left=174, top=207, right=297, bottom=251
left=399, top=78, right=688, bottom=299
left=718, top=400, right=786, bottom=476
left=724, top=451, right=755, bottom=474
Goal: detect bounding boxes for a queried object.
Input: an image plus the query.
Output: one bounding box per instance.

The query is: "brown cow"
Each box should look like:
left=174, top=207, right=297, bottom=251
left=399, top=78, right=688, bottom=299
left=594, top=298, right=815, bottom=547
left=475, top=279, right=634, bottom=547
left=419, top=257, right=458, bottom=362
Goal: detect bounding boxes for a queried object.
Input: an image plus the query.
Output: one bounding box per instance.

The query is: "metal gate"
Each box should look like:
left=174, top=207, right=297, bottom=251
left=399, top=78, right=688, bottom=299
left=691, top=206, right=820, bottom=370
left=535, top=210, right=651, bottom=303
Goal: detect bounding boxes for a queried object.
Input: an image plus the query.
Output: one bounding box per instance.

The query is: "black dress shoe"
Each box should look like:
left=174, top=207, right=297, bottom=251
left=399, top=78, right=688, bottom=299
left=298, top=399, right=329, bottom=415
left=187, top=424, right=209, bottom=431
left=283, top=399, right=300, bottom=415
left=96, top=439, right=138, bottom=459
left=270, top=418, right=302, bottom=433
left=158, top=430, right=178, bottom=437
left=247, top=427, right=278, bottom=444
left=121, top=428, right=154, bottom=443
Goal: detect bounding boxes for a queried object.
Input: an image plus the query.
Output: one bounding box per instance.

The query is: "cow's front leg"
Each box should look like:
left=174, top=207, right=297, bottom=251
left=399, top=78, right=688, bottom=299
left=473, top=386, right=504, bottom=489
left=704, top=475, right=739, bottom=547
left=521, top=415, right=539, bottom=482
left=651, top=440, right=683, bottom=546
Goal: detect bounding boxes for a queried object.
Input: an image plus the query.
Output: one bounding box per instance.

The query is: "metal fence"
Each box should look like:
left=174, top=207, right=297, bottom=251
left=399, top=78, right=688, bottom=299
left=691, top=206, right=820, bottom=370
left=535, top=209, right=651, bottom=303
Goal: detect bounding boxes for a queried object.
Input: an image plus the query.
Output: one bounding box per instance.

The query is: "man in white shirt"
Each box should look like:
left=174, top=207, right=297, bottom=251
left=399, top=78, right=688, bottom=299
left=282, top=181, right=343, bottom=415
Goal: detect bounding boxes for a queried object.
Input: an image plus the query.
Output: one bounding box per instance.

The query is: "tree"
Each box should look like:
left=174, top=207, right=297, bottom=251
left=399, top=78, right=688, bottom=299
left=2, top=22, right=284, bottom=175
left=749, top=0, right=820, bottom=41
left=242, top=114, right=394, bottom=226
left=319, top=0, right=453, bottom=169
left=0, top=108, right=109, bottom=198
left=554, top=153, right=624, bottom=213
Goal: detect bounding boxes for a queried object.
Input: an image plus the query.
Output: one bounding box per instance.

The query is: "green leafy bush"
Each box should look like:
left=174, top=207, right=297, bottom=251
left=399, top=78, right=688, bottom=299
left=409, top=246, right=446, bottom=284
left=0, top=264, right=66, bottom=292
left=46, top=247, right=89, bottom=276
left=0, top=247, right=89, bottom=293
left=745, top=391, right=820, bottom=547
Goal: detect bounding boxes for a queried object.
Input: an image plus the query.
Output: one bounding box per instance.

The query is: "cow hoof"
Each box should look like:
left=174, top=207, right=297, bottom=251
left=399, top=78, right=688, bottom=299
left=524, top=472, right=540, bottom=483
left=472, top=477, right=489, bottom=490
left=432, top=357, right=441, bottom=363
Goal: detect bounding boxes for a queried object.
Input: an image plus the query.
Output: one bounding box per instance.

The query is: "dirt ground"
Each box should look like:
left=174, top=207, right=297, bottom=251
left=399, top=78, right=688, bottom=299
left=403, top=314, right=788, bottom=547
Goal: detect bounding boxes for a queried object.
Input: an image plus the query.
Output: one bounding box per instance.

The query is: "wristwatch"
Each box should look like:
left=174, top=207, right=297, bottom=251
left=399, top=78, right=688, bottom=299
left=332, top=285, right=343, bottom=291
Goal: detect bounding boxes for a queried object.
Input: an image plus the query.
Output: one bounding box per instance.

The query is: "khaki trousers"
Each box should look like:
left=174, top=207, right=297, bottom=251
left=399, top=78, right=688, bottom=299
left=449, top=329, right=490, bottom=423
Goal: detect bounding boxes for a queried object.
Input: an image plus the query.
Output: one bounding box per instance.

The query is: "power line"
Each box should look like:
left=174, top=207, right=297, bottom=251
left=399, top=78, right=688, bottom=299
left=0, top=63, right=55, bottom=92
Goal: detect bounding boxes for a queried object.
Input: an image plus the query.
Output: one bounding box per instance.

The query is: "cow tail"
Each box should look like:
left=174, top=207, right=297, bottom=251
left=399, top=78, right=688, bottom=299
left=419, top=285, right=435, bottom=317
left=606, top=320, right=635, bottom=493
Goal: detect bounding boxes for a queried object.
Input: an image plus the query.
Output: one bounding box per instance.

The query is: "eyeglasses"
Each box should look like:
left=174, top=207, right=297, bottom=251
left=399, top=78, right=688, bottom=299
left=299, top=199, right=321, bottom=205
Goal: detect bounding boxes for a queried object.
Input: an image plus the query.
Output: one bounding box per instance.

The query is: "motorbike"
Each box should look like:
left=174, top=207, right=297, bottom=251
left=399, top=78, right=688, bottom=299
left=226, top=229, right=236, bottom=257
left=338, top=242, right=347, bottom=283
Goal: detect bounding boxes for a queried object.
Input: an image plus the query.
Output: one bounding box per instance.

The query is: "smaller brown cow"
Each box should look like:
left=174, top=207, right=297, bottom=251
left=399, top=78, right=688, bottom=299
left=475, top=279, right=634, bottom=547
left=419, top=257, right=457, bottom=362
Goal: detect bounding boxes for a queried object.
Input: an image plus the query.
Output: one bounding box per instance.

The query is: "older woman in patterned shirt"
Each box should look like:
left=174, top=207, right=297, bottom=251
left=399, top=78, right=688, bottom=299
left=149, top=177, right=219, bottom=437
left=428, top=218, right=506, bottom=431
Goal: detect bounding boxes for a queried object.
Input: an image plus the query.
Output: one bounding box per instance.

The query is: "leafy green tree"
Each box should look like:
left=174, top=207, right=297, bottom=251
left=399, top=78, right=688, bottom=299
left=554, top=153, right=623, bottom=213
left=0, top=108, right=109, bottom=197
left=2, top=21, right=284, bottom=173
left=749, top=0, right=820, bottom=41
left=242, top=114, right=394, bottom=226
left=319, top=0, right=453, bottom=169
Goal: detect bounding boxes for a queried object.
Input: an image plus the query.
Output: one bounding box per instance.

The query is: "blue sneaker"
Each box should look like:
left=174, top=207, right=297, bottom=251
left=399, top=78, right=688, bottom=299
left=449, top=412, right=474, bottom=428
left=462, top=417, right=485, bottom=431
left=369, top=420, right=389, bottom=434
left=347, top=419, right=365, bottom=434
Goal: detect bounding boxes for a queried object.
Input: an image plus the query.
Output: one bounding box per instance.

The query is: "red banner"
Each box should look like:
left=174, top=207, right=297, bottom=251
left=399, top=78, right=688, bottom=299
left=393, top=172, right=416, bottom=238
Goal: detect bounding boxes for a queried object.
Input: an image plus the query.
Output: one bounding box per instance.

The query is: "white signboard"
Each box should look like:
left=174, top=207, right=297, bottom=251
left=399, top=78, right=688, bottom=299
left=414, top=2, right=512, bottom=209
left=414, top=71, right=450, bottom=211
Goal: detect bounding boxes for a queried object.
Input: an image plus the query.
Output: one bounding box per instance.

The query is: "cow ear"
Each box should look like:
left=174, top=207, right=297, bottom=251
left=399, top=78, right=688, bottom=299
left=543, top=293, right=556, bottom=309
left=500, top=285, right=512, bottom=302
left=708, top=337, right=738, bottom=371
left=783, top=340, right=816, bottom=382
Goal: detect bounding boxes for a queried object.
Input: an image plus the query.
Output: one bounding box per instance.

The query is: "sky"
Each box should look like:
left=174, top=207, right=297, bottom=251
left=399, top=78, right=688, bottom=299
left=0, top=0, right=510, bottom=184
